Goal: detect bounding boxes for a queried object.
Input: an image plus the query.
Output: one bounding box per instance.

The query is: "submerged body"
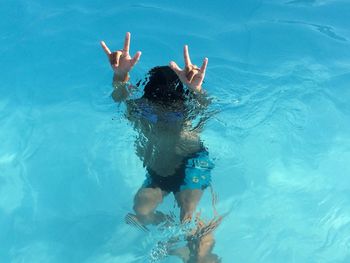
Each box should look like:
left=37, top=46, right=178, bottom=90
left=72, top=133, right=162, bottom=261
left=127, top=97, right=213, bottom=194
left=127, top=98, right=204, bottom=177
left=101, top=32, right=221, bottom=262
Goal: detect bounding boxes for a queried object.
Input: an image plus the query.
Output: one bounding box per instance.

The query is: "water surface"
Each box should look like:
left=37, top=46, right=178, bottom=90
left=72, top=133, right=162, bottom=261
left=1, top=0, right=350, bottom=262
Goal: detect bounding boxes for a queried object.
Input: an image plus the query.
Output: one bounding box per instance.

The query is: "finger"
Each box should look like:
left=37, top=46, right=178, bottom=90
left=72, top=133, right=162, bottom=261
left=116, top=52, right=122, bottom=66
left=192, top=64, right=200, bottom=70
left=169, top=61, right=182, bottom=75
left=123, top=32, right=131, bottom=53
left=186, top=70, right=196, bottom=83
left=131, top=51, right=142, bottom=67
left=111, top=51, right=122, bottom=67
left=183, top=45, right=192, bottom=67
left=100, top=41, right=111, bottom=56
left=200, top=57, right=208, bottom=74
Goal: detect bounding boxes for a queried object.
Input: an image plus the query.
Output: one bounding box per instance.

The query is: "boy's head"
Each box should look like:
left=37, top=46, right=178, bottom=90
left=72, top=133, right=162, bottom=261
left=142, top=66, right=185, bottom=103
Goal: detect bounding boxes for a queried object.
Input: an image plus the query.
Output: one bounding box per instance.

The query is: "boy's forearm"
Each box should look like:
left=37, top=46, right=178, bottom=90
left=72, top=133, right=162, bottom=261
left=111, top=73, right=130, bottom=102
left=192, top=88, right=211, bottom=107
left=113, top=72, right=130, bottom=83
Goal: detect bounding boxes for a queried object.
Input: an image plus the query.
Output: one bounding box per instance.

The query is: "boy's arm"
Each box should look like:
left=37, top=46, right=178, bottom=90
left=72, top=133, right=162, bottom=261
left=191, top=89, right=211, bottom=108
left=169, top=45, right=208, bottom=95
left=111, top=73, right=130, bottom=102
left=100, top=32, right=141, bottom=102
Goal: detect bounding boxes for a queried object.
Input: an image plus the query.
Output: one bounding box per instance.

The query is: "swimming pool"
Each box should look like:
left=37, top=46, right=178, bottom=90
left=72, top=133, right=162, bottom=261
left=1, top=0, right=350, bottom=262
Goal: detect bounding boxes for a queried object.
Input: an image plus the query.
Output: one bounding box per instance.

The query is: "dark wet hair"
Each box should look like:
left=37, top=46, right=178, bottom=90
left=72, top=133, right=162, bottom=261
left=142, top=66, right=185, bottom=103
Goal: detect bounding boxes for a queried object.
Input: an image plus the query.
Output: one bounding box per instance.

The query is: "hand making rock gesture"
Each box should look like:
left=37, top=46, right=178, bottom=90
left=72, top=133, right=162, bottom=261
left=100, top=32, right=142, bottom=82
left=169, top=45, right=208, bottom=93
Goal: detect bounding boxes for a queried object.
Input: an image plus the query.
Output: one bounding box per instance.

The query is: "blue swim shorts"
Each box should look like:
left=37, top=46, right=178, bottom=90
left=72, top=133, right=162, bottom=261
left=142, top=149, right=215, bottom=193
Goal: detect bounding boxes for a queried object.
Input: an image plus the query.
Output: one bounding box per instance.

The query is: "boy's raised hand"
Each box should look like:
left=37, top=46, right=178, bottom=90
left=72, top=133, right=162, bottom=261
left=100, top=32, right=141, bottom=82
left=169, top=45, right=208, bottom=93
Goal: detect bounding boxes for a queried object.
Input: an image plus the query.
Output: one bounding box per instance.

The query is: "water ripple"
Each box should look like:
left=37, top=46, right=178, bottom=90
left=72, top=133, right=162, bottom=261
left=275, top=19, right=347, bottom=42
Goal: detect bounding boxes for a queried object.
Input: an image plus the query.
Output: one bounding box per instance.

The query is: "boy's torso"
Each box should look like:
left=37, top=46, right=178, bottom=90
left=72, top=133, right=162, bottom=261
left=127, top=99, right=203, bottom=177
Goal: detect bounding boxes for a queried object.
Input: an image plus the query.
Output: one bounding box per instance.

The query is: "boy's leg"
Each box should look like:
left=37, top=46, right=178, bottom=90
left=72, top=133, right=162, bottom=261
left=175, top=149, right=213, bottom=222
left=131, top=187, right=168, bottom=225
left=175, top=189, right=203, bottom=222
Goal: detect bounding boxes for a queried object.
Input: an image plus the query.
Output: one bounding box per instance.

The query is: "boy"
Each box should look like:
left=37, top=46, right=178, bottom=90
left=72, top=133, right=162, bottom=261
left=100, top=32, right=213, bottom=226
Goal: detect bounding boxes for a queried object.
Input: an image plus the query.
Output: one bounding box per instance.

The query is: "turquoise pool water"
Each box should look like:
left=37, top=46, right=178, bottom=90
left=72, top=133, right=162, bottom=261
left=1, top=0, right=350, bottom=262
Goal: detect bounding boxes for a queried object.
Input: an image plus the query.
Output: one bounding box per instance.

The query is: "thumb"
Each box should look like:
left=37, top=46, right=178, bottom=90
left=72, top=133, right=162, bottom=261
left=169, top=61, right=182, bottom=75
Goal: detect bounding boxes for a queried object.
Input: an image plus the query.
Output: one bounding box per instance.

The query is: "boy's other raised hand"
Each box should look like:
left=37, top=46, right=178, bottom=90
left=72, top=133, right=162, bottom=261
left=100, top=32, right=141, bottom=82
left=169, top=45, right=208, bottom=93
